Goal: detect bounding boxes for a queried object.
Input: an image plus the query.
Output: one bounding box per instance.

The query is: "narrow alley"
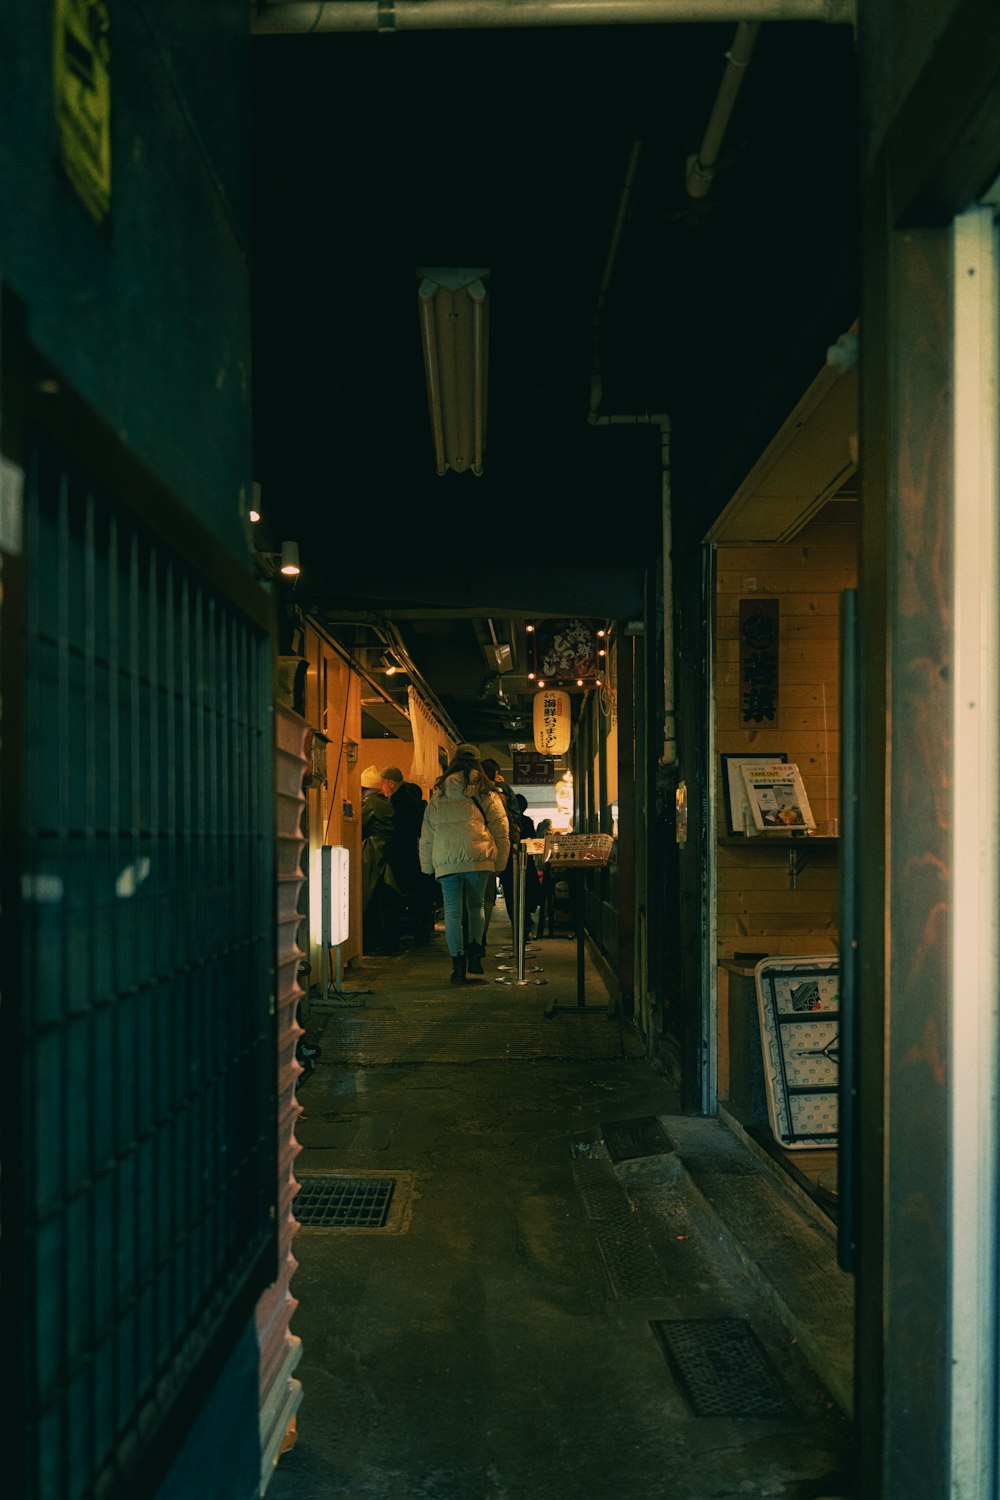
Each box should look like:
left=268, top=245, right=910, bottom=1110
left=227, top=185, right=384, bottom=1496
left=271, top=908, right=851, bottom=1500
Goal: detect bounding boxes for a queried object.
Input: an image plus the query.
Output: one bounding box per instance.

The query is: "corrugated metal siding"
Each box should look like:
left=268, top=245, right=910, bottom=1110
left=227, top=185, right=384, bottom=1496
left=258, top=707, right=308, bottom=1490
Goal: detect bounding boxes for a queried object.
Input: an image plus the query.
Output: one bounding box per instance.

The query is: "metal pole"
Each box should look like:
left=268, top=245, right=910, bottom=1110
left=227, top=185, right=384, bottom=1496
left=516, top=844, right=527, bottom=983
left=253, top=1, right=856, bottom=36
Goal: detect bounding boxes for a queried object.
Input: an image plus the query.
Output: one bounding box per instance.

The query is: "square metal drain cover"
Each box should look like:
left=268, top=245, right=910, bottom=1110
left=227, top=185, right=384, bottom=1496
left=295, top=1175, right=396, bottom=1228
left=650, top=1319, right=795, bottom=1417
left=603, top=1116, right=673, bottom=1163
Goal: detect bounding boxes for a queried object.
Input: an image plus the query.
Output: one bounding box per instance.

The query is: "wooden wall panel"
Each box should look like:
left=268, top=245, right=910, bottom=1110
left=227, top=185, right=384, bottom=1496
left=714, top=508, right=857, bottom=960
left=302, top=627, right=364, bottom=977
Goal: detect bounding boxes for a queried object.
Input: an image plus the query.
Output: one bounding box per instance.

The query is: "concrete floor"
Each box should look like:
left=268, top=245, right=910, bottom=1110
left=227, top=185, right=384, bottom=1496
left=268, top=913, right=852, bottom=1500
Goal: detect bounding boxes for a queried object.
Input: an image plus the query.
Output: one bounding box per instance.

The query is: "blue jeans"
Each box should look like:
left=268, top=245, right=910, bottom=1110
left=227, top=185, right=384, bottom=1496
left=440, top=870, right=489, bottom=956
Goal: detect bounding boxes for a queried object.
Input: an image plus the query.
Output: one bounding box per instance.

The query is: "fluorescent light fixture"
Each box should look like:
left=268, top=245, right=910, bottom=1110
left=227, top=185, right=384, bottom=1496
left=311, top=845, right=350, bottom=947
left=417, top=268, right=489, bottom=476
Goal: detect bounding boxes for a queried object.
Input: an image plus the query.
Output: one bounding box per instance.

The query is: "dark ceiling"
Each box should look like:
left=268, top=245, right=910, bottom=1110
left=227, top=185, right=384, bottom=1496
left=249, top=18, right=859, bottom=746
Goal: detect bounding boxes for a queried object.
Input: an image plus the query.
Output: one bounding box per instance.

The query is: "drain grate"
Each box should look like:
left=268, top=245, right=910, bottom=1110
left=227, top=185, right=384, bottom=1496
left=603, top=1116, right=673, bottom=1163
left=650, top=1319, right=795, bottom=1418
left=295, top=1175, right=396, bottom=1228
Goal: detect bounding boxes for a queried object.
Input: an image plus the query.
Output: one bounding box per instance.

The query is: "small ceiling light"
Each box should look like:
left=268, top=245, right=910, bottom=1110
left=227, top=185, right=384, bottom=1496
left=538, top=679, right=545, bottom=687
left=279, top=540, right=301, bottom=576
left=597, top=629, right=606, bottom=638
left=598, top=649, right=606, bottom=658
left=527, top=671, right=536, bottom=681
left=576, top=678, right=584, bottom=686
left=526, top=623, right=535, bottom=633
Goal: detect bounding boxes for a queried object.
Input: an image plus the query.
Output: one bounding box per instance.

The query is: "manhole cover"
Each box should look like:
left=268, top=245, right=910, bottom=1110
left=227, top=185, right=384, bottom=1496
left=295, top=1175, right=396, bottom=1228
left=603, top=1116, right=673, bottom=1163
left=650, top=1319, right=795, bottom=1417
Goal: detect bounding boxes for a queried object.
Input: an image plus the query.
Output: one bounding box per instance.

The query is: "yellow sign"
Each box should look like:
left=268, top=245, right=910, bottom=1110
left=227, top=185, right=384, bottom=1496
left=54, top=0, right=111, bottom=225
left=533, top=688, right=572, bottom=756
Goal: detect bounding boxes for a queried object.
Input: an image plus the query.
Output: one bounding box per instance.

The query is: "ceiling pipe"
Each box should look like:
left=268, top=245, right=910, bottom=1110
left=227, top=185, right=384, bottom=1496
left=252, top=1, right=855, bottom=36
left=685, top=20, right=759, bottom=197
left=317, top=612, right=465, bottom=742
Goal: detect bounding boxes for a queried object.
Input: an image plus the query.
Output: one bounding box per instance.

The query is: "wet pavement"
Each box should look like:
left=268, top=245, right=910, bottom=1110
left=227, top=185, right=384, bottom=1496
left=267, top=914, right=852, bottom=1500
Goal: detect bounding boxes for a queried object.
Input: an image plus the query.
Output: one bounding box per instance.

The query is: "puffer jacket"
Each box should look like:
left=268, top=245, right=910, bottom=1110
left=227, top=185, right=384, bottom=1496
left=418, top=771, right=511, bottom=880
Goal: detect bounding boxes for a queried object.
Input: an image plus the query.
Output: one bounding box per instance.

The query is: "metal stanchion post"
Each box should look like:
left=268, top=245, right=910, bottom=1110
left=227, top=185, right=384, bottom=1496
left=498, top=843, right=546, bottom=987
left=516, top=844, right=527, bottom=983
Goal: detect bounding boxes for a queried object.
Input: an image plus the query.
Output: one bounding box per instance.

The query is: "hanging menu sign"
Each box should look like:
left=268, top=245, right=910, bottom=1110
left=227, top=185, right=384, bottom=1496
left=739, top=598, right=779, bottom=725
left=54, top=0, right=112, bottom=225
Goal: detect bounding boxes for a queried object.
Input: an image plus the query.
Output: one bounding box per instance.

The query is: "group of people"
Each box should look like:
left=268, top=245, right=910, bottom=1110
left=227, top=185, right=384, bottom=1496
left=418, top=744, right=550, bottom=986
left=361, top=745, right=555, bottom=986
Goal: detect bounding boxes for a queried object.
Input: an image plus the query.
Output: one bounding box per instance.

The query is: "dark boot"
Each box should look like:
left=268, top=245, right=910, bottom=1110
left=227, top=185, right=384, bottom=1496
left=450, top=953, right=484, bottom=985
left=467, top=940, right=485, bottom=975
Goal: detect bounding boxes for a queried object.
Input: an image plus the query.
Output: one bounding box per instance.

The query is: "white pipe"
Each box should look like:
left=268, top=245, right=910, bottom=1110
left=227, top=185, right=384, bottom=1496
left=252, top=1, right=855, bottom=35
left=587, top=412, right=676, bottom=767
left=685, top=21, right=759, bottom=198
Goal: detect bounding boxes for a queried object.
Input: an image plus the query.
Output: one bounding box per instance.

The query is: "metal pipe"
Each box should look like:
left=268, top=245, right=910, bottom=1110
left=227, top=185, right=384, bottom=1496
left=685, top=21, right=759, bottom=198
left=515, top=845, right=527, bottom=982
left=252, top=1, right=856, bottom=36
left=587, top=412, right=675, bottom=766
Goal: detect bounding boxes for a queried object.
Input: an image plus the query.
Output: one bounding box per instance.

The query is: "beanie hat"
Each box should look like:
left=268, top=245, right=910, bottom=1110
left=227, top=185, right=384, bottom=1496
left=380, top=766, right=404, bottom=784
left=360, top=764, right=383, bottom=789
left=454, top=742, right=480, bottom=761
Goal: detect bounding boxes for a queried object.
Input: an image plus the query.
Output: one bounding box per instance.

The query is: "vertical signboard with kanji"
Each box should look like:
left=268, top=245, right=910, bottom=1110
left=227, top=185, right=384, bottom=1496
left=54, top=0, right=111, bottom=226
left=739, top=599, right=779, bottom=725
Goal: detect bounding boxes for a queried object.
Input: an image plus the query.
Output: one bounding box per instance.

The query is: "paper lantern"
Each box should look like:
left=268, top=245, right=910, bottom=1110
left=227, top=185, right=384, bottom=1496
left=533, top=689, right=571, bottom=756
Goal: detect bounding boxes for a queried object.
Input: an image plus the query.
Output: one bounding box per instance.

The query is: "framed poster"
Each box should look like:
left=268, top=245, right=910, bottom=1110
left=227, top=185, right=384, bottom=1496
left=741, top=761, right=816, bottom=834
left=721, top=753, right=787, bottom=836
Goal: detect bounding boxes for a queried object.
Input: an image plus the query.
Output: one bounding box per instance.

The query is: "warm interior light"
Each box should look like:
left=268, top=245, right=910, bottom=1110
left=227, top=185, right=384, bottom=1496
left=527, top=671, right=536, bottom=680
left=385, top=664, right=397, bottom=675
left=538, top=679, right=545, bottom=687
left=279, top=540, right=301, bottom=576
left=526, top=623, right=535, bottom=632
left=597, top=629, right=606, bottom=637
left=576, top=678, right=584, bottom=686
left=249, top=508, right=261, bottom=524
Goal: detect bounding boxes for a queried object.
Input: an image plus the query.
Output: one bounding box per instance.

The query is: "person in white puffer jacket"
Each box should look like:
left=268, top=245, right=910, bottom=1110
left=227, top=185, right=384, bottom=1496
left=419, top=743, right=510, bottom=985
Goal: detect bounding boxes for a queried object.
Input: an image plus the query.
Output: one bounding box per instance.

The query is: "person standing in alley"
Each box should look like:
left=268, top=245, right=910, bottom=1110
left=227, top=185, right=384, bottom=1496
left=419, top=743, right=509, bottom=985
left=383, top=768, right=433, bottom=945
left=360, top=764, right=401, bottom=954
left=481, top=757, right=520, bottom=929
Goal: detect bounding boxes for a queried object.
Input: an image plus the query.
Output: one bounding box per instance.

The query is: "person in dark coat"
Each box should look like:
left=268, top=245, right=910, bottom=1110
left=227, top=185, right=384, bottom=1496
left=360, top=764, right=401, bottom=953
left=534, top=818, right=557, bottom=938
left=386, top=776, right=434, bottom=945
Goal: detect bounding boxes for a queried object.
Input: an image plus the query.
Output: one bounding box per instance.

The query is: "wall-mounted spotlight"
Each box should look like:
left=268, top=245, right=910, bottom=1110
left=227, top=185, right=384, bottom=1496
left=279, top=541, right=300, bottom=576
left=250, top=480, right=262, bottom=525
